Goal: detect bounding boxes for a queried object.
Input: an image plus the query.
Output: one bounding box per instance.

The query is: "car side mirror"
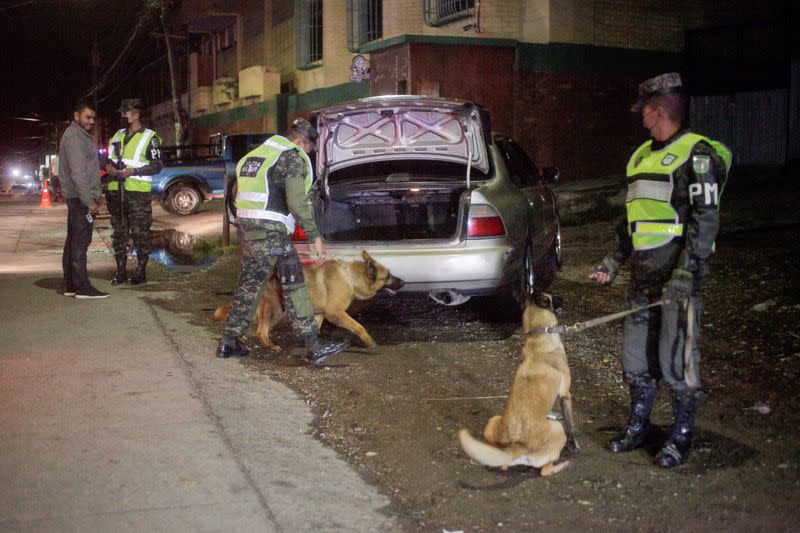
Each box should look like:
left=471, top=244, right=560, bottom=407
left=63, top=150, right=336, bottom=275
left=542, top=166, right=559, bottom=184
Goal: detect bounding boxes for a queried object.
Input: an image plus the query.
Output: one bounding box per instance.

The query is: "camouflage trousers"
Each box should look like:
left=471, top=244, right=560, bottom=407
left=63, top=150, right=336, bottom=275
left=622, top=242, right=705, bottom=397
left=223, top=219, right=317, bottom=341
left=106, top=190, right=152, bottom=257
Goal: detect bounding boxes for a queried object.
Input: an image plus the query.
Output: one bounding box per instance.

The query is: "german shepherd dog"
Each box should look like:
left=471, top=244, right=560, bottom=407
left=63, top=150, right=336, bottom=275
left=457, top=291, right=578, bottom=476
left=214, top=251, right=404, bottom=351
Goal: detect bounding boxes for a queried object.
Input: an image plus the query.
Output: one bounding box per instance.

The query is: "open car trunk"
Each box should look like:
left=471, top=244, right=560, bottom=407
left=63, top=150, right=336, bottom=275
left=311, top=97, right=491, bottom=242
left=316, top=182, right=470, bottom=242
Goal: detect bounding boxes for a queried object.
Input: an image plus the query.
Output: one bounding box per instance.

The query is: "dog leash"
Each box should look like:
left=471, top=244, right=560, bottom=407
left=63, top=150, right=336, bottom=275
left=531, top=296, right=699, bottom=389
left=530, top=299, right=666, bottom=336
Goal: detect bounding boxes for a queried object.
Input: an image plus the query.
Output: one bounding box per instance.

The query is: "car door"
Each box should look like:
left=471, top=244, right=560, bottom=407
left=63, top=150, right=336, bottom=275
left=497, top=137, right=548, bottom=261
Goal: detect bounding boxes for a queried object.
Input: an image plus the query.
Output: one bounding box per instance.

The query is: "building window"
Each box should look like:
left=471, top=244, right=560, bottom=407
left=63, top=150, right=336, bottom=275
left=200, top=35, right=214, bottom=56
left=347, top=0, right=383, bottom=52
left=219, top=23, right=237, bottom=51
left=423, top=0, right=475, bottom=27
left=296, top=0, right=323, bottom=69
left=199, top=23, right=236, bottom=55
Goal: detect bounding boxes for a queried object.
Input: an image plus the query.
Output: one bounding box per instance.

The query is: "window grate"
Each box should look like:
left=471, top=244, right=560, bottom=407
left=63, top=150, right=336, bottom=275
left=423, top=0, right=475, bottom=27
left=296, top=0, right=323, bottom=69
left=347, top=0, right=383, bottom=52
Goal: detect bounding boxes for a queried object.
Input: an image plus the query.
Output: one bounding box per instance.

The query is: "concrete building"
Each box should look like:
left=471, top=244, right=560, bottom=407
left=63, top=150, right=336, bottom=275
left=141, top=0, right=794, bottom=181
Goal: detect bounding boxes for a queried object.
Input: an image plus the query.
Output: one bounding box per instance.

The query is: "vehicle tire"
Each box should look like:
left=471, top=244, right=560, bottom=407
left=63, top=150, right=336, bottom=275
left=534, top=241, right=558, bottom=290
left=167, top=184, right=201, bottom=216
left=534, top=218, right=562, bottom=291
left=512, top=233, right=537, bottom=306
left=225, top=176, right=238, bottom=224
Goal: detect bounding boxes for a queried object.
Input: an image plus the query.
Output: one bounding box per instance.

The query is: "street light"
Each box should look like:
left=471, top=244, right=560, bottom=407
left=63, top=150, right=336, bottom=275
left=11, top=168, right=21, bottom=177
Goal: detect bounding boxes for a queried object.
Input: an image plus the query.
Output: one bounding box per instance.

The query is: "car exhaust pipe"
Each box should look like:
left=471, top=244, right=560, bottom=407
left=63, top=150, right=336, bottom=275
left=429, top=289, right=470, bottom=306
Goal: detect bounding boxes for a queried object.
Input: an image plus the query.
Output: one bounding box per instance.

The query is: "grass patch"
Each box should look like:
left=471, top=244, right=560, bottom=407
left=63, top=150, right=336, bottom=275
left=191, top=236, right=240, bottom=258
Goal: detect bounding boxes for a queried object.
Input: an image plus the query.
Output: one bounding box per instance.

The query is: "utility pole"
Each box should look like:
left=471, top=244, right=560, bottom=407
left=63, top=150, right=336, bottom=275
left=147, top=0, right=186, bottom=146
left=159, top=3, right=186, bottom=146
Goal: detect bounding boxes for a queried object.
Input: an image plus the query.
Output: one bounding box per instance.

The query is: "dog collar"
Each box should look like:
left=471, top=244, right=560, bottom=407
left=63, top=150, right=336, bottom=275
left=529, top=325, right=566, bottom=336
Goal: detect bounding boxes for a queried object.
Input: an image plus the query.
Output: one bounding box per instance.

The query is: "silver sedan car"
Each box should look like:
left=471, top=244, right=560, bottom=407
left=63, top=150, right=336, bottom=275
left=294, top=96, right=561, bottom=306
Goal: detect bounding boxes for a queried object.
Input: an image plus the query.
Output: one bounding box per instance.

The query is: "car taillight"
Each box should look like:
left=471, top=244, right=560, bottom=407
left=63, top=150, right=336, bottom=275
left=467, top=205, right=505, bottom=238
left=291, top=225, right=307, bottom=241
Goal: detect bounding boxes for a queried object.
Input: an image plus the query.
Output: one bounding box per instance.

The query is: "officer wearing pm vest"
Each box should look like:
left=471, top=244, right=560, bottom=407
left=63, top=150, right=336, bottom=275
left=216, top=118, right=350, bottom=365
left=590, top=73, right=732, bottom=468
left=104, top=98, right=163, bottom=286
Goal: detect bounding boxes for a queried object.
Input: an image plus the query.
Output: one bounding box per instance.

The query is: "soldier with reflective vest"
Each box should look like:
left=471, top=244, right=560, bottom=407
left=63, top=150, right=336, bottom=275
left=104, top=98, right=163, bottom=286
left=216, top=118, right=350, bottom=365
left=590, top=73, right=732, bottom=468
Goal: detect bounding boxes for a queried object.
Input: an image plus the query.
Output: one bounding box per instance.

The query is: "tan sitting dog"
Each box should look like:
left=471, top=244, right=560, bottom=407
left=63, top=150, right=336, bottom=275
left=457, top=291, right=578, bottom=476
left=214, top=251, right=404, bottom=351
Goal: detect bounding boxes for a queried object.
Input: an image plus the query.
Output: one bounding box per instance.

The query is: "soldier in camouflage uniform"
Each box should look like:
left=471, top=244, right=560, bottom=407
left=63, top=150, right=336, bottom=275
left=216, top=118, right=350, bottom=365
left=104, top=99, right=162, bottom=285
left=590, top=73, right=732, bottom=468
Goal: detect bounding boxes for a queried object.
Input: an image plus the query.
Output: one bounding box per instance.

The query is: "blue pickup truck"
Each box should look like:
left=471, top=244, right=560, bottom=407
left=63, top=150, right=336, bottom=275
left=152, top=133, right=271, bottom=215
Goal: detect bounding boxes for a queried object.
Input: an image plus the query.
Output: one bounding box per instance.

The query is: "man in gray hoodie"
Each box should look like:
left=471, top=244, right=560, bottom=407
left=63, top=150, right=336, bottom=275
left=59, top=100, right=108, bottom=299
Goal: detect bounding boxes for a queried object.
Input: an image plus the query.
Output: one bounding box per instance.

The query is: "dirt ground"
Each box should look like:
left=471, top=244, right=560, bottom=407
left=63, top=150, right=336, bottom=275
left=147, top=169, right=799, bottom=531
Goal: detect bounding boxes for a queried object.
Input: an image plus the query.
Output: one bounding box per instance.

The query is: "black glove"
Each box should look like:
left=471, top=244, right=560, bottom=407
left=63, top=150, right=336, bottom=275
left=663, top=268, right=694, bottom=303
left=591, top=255, right=620, bottom=284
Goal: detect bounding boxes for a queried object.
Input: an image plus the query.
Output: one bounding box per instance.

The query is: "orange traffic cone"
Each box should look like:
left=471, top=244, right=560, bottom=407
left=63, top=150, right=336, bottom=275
left=40, top=180, right=52, bottom=208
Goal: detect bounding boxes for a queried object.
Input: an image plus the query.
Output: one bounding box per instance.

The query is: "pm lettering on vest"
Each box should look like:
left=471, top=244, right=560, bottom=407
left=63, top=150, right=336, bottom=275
left=689, top=182, right=719, bottom=206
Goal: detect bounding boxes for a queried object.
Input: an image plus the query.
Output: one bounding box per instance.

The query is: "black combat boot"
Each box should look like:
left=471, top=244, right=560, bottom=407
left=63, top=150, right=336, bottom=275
left=305, top=335, right=351, bottom=365
left=216, top=337, right=250, bottom=358
left=656, top=390, right=700, bottom=468
left=111, top=254, right=128, bottom=286
left=127, top=254, right=148, bottom=285
left=608, top=384, right=657, bottom=453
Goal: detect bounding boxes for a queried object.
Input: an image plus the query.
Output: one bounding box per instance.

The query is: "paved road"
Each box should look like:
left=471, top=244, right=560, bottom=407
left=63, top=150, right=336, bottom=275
left=0, top=198, right=397, bottom=532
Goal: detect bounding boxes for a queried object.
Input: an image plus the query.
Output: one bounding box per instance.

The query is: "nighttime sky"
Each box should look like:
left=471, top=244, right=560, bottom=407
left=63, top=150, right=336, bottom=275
left=0, top=0, right=156, bottom=161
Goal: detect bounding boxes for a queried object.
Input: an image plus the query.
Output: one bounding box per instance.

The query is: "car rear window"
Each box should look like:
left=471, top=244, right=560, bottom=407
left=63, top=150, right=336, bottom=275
left=328, top=160, right=490, bottom=184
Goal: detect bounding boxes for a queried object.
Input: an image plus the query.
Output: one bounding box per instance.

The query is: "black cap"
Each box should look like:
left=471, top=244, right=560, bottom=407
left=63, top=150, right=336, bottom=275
left=631, top=73, right=683, bottom=112
left=289, top=117, right=317, bottom=142
left=118, top=98, right=144, bottom=113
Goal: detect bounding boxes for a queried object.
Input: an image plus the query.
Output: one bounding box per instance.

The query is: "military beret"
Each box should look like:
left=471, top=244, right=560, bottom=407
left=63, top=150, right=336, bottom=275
left=289, top=117, right=317, bottom=142
left=118, top=98, right=144, bottom=112
left=631, top=73, right=683, bottom=112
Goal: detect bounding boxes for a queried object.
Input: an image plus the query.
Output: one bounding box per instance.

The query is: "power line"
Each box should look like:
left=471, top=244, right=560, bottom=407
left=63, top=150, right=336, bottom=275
left=96, top=40, right=158, bottom=105
left=84, top=12, right=153, bottom=99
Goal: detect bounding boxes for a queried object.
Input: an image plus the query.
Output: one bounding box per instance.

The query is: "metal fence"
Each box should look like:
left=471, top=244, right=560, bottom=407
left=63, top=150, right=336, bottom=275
left=691, top=90, right=787, bottom=166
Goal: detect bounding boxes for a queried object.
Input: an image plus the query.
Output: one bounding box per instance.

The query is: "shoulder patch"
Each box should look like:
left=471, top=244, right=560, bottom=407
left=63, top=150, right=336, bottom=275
left=661, top=153, right=678, bottom=166
left=240, top=157, right=265, bottom=177
left=150, top=136, right=161, bottom=148
left=692, top=155, right=710, bottom=174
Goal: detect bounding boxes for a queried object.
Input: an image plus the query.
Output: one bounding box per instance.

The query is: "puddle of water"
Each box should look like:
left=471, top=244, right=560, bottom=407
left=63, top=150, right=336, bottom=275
left=138, top=229, right=218, bottom=271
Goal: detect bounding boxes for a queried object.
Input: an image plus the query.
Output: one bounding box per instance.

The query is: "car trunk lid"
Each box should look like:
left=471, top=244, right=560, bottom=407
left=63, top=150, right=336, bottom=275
left=314, top=96, right=490, bottom=180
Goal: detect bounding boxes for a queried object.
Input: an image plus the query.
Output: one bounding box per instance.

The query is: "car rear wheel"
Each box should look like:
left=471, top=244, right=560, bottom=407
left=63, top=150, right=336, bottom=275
left=533, top=239, right=558, bottom=291
left=533, top=220, right=562, bottom=291
left=167, top=184, right=201, bottom=216
left=225, top=177, right=238, bottom=224
left=512, top=233, right=537, bottom=307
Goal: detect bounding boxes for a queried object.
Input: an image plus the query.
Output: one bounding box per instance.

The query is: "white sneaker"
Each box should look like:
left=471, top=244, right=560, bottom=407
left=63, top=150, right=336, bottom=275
left=75, top=286, right=109, bottom=299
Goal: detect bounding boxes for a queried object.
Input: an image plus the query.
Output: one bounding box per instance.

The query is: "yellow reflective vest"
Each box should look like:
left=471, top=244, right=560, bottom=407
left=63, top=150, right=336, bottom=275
left=234, top=135, right=313, bottom=233
left=626, top=132, right=732, bottom=251
left=107, top=128, right=161, bottom=192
